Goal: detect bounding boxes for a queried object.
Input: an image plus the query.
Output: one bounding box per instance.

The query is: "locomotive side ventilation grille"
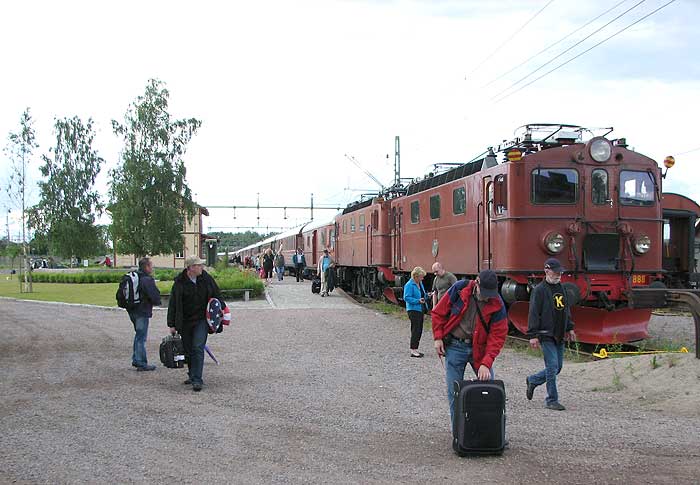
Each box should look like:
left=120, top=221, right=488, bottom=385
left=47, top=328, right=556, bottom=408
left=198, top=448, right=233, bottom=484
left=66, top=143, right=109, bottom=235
left=406, top=160, right=484, bottom=196
left=583, top=234, right=620, bottom=271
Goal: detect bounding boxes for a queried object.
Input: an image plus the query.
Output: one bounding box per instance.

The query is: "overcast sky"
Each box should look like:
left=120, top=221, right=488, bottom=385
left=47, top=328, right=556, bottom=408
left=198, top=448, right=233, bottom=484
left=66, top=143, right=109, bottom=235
left=1, top=0, right=698, bottom=240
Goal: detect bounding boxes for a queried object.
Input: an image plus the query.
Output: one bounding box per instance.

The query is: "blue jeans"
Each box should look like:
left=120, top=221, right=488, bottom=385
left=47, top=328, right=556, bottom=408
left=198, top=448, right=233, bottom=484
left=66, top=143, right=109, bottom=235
left=528, top=338, right=564, bottom=404
left=276, top=265, right=284, bottom=281
left=181, top=319, right=209, bottom=385
left=129, top=313, right=150, bottom=367
left=445, top=340, right=495, bottom=428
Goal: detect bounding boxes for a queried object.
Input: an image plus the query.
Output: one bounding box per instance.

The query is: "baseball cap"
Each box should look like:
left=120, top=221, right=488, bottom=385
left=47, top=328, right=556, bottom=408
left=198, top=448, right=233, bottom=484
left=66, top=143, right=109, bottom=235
left=544, top=258, right=564, bottom=273
left=184, top=255, right=205, bottom=267
left=477, top=269, right=499, bottom=298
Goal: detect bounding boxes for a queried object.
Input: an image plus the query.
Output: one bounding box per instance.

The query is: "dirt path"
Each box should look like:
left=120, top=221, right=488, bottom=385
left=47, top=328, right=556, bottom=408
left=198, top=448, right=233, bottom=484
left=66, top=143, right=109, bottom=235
left=1, top=289, right=699, bottom=484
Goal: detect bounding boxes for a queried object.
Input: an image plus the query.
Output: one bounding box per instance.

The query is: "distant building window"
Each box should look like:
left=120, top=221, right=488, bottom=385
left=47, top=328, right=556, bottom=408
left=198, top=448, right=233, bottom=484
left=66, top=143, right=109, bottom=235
left=430, top=195, right=440, bottom=220
left=453, top=187, right=466, bottom=215
left=351, top=217, right=356, bottom=232
left=359, top=214, right=365, bottom=232
left=410, top=201, right=420, bottom=224
left=175, top=249, right=184, bottom=258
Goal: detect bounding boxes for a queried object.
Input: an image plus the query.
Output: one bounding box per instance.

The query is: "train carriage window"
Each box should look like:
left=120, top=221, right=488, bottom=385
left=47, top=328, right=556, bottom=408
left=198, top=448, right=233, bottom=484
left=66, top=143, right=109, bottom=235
left=321, top=230, right=326, bottom=246
left=371, top=210, right=378, bottom=230
left=452, top=187, right=466, bottom=215
left=343, top=219, right=347, bottom=234
left=410, top=201, right=420, bottom=224
left=430, top=195, right=441, bottom=220
left=359, top=214, right=365, bottom=232
left=531, top=168, right=578, bottom=204
left=351, top=217, right=356, bottom=232
left=592, top=169, right=609, bottom=205
left=620, top=170, right=655, bottom=206
left=330, top=229, right=335, bottom=248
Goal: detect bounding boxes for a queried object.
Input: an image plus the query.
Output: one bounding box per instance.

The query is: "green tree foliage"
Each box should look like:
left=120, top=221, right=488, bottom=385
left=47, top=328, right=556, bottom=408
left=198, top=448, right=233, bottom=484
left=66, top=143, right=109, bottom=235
left=110, top=79, right=201, bottom=258
left=209, top=231, right=279, bottom=251
left=4, top=108, right=37, bottom=292
left=28, top=116, right=105, bottom=261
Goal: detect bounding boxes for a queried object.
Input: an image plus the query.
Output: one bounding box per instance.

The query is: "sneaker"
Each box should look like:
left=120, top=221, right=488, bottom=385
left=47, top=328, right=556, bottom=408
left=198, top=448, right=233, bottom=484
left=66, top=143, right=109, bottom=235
left=183, top=379, right=192, bottom=385
left=526, top=378, right=536, bottom=401
left=192, top=383, right=203, bottom=392
left=546, top=402, right=566, bottom=411
left=410, top=352, right=424, bottom=358
left=136, top=364, right=156, bottom=372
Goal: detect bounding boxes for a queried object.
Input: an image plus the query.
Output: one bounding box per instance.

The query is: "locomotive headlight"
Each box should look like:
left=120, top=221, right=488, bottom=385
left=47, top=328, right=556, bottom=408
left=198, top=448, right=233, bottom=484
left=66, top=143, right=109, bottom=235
left=544, top=232, right=565, bottom=254
left=633, top=234, right=651, bottom=254
left=589, top=138, right=612, bottom=163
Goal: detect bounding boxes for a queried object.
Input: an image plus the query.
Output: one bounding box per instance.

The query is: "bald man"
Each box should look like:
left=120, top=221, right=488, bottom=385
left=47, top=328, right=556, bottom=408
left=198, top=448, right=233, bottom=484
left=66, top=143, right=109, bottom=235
left=431, top=262, right=457, bottom=308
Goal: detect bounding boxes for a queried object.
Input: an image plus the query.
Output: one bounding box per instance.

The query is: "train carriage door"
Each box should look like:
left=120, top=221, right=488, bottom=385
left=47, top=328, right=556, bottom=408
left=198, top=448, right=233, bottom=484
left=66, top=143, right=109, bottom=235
left=312, top=230, right=318, bottom=266
left=481, top=176, right=493, bottom=269
left=392, top=206, right=403, bottom=270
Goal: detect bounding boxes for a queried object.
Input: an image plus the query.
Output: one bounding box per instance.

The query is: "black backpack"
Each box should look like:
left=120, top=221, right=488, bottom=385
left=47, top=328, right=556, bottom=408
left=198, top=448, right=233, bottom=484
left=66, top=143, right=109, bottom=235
left=116, top=271, right=141, bottom=311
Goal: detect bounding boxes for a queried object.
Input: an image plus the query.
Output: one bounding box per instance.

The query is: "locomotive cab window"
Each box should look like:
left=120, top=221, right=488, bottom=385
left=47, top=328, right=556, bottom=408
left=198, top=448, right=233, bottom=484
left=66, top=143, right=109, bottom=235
left=410, top=200, right=420, bottom=224
left=359, top=214, right=365, bottom=232
left=430, top=195, right=440, bottom=220
left=343, top=219, right=347, bottom=234
left=351, top=217, right=356, bottom=232
left=620, top=170, right=655, bottom=206
left=531, top=168, right=578, bottom=204
left=453, top=187, right=466, bottom=215
left=592, top=169, right=609, bottom=205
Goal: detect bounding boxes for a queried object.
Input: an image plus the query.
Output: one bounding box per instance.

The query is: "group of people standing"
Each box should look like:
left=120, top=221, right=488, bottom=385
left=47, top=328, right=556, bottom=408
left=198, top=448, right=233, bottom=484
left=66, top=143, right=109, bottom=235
left=404, top=257, right=575, bottom=430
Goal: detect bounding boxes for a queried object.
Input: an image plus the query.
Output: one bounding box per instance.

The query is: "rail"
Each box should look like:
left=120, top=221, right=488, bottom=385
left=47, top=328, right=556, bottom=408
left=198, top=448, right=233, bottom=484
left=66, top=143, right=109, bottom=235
left=628, top=288, right=700, bottom=359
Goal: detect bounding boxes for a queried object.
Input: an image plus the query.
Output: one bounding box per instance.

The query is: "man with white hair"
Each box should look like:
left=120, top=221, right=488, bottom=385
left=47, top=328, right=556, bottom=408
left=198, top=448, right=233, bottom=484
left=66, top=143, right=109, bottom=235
left=167, top=256, right=225, bottom=392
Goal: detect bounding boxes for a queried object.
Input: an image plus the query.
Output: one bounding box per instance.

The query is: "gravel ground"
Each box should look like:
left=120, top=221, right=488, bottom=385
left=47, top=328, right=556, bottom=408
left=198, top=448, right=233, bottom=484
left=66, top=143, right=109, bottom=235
left=1, top=280, right=699, bottom=484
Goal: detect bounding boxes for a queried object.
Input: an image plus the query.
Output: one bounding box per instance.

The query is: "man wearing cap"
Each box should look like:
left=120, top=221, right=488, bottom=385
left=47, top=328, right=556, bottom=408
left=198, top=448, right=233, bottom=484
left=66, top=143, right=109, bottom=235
left=525, top=258, right=576, bottom=411
left=167, top=256, right=225, bottom=392
left=432, top=269, right=509, bottom=428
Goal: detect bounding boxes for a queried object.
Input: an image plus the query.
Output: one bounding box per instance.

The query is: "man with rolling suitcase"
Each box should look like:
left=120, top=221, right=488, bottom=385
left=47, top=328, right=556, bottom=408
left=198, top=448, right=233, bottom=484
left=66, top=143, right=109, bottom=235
left=431, top=269, right=508, bottom=453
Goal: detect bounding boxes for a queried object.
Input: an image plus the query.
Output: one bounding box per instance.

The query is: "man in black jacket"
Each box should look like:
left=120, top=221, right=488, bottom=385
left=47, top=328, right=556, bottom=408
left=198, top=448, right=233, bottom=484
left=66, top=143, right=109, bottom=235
left=167, top=256, right=225, bottom=392
left=526, top=258, right=576, bottom=410
left=129, top=257, right=161, bottom=371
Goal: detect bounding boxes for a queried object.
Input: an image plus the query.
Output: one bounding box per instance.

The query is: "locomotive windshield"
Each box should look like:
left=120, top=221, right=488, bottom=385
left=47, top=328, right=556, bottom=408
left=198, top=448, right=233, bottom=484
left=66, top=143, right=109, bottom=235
left=531, top=168, right=578, bottom=204
left=619, top=170, right=655, bottom=206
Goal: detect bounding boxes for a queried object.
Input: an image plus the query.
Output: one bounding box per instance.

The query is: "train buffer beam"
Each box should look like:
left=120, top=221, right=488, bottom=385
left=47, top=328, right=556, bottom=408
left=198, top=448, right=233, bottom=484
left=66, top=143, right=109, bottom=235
left=628, top=288, right=700, bottom=359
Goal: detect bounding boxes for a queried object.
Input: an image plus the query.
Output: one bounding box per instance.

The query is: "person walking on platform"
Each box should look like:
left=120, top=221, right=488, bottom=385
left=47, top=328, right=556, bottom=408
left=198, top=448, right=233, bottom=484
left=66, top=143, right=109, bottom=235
left=292, top=248, right=306, bottom=282
left=317, top=249, right=334, bottom=297
left=431, top=269, right=508, bottom=427
left=404, top=266, right=428, bottom=358
left=431, top=262, right=457, bottom=308
left=525, top=258, right=576, bottom=411
left=274, top=249, right=285, bottom=282
left=262, top=248, right=274, bottom=284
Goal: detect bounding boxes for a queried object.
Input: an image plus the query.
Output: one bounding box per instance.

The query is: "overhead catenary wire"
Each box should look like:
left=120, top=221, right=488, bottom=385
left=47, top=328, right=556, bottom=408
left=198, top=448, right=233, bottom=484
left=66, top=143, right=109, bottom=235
left=466, top=0, right=557, bottom=77
left=481, top=0, right=630, bottom=89
left=493, top=0, right=677, bottom=104
left=490, top=0, right=648, bottom=102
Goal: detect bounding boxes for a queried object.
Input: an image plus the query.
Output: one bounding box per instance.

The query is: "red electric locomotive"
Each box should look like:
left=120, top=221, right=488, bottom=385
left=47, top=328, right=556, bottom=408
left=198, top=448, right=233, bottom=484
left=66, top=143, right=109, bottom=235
left=334, top=124, right=668, bottom=344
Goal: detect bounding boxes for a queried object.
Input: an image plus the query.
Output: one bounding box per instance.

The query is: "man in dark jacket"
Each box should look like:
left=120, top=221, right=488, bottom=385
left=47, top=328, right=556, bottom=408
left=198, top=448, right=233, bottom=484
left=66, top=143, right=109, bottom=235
left=292, top=248, right=306, bottom=282
left=129, top=257, right=161, bottom=371
left=167, top=256, right=225, bottom=392
left=526, top=258, right=576, bottom=411
left=432, top=269, right=508, bottom=428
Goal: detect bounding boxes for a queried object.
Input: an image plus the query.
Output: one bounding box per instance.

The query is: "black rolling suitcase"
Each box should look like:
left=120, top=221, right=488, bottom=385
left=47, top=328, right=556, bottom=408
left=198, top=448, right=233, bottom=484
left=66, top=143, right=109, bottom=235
left=452, top=379, right=506, bottom=456
left=311, top=276, right=321, bottom=294
left=159, top=334, right=186, bottom=369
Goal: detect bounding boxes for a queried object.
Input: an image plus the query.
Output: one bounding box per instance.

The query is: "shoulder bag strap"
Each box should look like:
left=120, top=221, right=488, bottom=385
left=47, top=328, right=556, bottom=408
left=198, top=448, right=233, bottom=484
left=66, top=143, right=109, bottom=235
left=472, top=293, right=491, bottom=334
